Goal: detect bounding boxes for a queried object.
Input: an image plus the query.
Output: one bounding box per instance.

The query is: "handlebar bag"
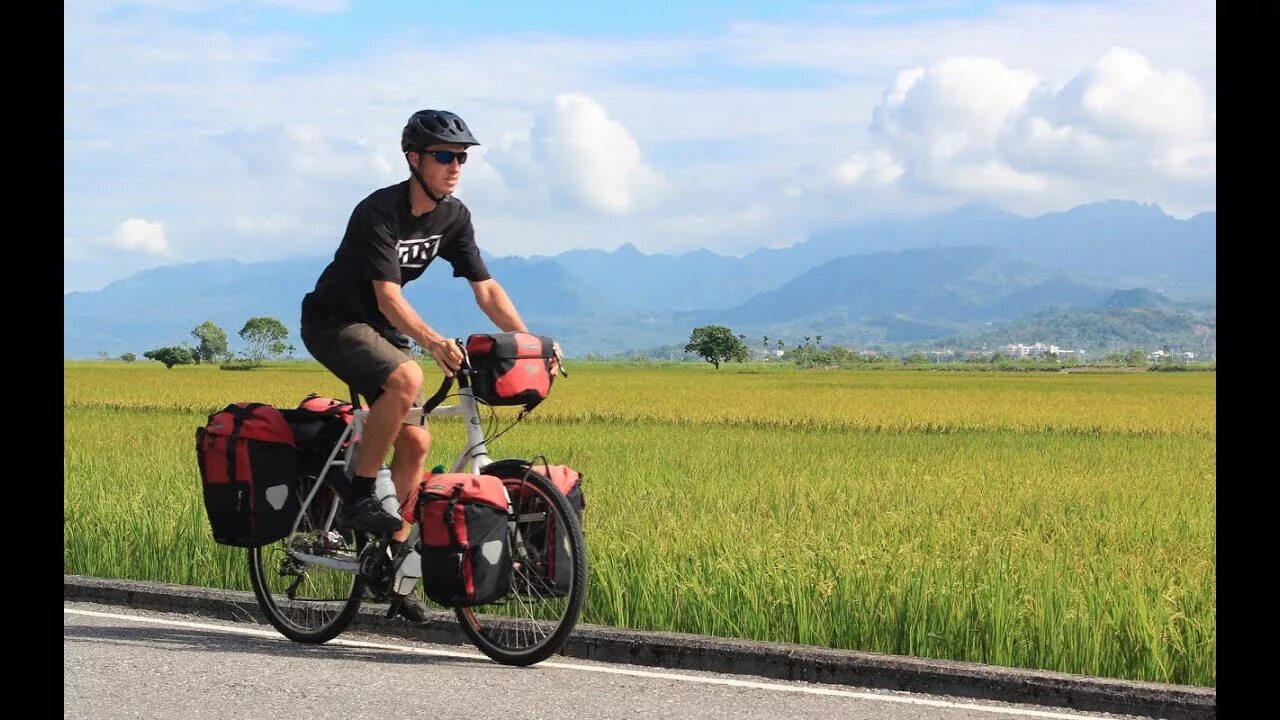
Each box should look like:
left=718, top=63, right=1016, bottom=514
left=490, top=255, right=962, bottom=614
left=465, top=332, right=555, bottom=409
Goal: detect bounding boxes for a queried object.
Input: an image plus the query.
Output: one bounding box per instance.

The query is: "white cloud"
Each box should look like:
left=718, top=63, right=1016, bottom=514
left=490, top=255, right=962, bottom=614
left=108, top=219, right=172, bottom=256
left=854, top=47, right=1212, bottom=206
left=1000, top=47, right=1215, bottom=181
left=530, top=93, right=666, bottom=214
left=63, top=0, right=1215, bottom=290
left=834, top=149, right=903, bottom=186
left=868, top=56, right=1044, bottom=194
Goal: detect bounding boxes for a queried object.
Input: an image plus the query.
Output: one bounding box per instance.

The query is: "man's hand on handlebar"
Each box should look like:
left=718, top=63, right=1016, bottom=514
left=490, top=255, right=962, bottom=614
left=551, top=340, right=568, bottom=378
left=425, top=337, right=464, bottom=377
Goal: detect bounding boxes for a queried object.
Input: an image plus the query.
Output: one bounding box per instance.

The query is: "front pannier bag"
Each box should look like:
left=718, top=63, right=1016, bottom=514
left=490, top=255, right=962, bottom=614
left=465, top=332, right=556, bottom=409
left=195, top=402, right=299, bottom=547
left=414, top=473, right=512, bottom=606
left=483, top=459, right=584, bottom=597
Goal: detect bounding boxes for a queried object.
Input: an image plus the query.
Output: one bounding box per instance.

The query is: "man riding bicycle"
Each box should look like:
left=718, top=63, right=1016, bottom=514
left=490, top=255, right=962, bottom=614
left=300, top=109, right=557, bottom=622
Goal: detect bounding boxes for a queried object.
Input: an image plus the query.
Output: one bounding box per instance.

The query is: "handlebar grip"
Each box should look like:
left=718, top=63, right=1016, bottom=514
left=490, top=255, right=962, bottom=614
left=421, top=375, right=455, bottom=414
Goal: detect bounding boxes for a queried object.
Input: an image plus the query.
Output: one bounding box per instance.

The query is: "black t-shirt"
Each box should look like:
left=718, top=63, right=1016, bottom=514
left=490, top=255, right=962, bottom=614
left=301, top=181, right=491, bottom=346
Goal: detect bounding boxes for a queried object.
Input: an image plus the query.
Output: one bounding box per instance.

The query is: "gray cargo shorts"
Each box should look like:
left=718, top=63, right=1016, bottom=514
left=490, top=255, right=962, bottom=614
left=300, top=319, right=419, bottom=410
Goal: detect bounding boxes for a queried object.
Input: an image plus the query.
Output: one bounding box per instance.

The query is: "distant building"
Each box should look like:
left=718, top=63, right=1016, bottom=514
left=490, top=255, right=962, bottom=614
left=1003, top=342, right=1064, bottom=358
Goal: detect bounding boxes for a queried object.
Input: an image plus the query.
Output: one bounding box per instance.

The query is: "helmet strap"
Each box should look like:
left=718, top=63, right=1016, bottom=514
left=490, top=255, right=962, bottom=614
left=407, top=152, right=447, bottom=204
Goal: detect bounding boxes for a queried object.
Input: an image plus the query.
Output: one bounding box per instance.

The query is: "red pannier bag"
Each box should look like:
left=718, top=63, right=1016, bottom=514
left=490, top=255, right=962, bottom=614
left=465, top=332, right=556, bottom=409
left=194, top=402, right=299, bottom=547
left=482, top=459, right=584, bottom=596
left=411, top=473, right=512, bottom=607
left=284, top=394, right=357, bottom=497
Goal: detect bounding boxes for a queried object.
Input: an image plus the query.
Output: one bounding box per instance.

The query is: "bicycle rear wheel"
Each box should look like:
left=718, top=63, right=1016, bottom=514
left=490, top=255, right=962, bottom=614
left=248, top=475, right=366, bottom=643
left=455, top=467, right=587, bottom=666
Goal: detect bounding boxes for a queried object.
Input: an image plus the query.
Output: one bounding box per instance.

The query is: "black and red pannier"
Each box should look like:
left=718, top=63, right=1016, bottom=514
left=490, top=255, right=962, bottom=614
left=281, top=394, right=358, bottom=502
left=195, top=402, right=299, bottom=547
left=465, top=332, right=556, bottom=409
left=483, top=459, right=584, bottom=596
left=412, top=473, right=512, bottom=607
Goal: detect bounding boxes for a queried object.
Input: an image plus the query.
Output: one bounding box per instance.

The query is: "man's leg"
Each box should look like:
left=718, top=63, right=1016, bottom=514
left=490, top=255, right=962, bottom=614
left=354, top=358, right=424, bottom=478
left=389, top=424, right=431, bottom=544
left=385, top=423, right=434, bottom=622
left=301, top=319, right=422, bottom=536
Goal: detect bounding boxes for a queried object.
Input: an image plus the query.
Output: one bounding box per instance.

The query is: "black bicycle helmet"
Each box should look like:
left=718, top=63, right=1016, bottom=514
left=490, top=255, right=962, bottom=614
left=401, top=109, right=480, bottom=152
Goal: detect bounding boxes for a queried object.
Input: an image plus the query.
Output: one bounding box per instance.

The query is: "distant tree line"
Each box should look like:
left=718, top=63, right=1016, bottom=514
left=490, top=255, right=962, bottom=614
left=130, top=317, right=295, bottom=370
left=678, top=325, right=1210, bottom=371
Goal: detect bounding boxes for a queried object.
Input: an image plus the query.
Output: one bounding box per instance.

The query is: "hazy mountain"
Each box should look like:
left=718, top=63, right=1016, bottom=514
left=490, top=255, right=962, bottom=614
left=63, top=200, right=1215, bottom=358
left=535, top=201, right=1214, bottom=312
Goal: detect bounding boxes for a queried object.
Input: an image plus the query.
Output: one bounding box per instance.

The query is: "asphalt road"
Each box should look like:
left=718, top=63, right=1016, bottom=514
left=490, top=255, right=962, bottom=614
left=64, top=601, right=1148, bottom=720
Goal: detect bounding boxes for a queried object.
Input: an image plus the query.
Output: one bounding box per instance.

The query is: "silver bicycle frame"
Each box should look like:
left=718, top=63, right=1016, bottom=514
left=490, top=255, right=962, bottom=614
left=287, top=382, right=498, bottom=573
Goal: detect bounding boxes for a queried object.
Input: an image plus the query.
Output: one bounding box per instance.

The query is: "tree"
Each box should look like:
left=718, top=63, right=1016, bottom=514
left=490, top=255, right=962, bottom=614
left=120, top=352, right=136, bottom=363
left=191, top=321, right=230, bottom=364
left=684, top=325, right=750, bottom=369
left=1124, top=349, right=1147, bottom=366
left=239, top=316, right=290, bottom=366
left=143, top=345, right=196, bottom=369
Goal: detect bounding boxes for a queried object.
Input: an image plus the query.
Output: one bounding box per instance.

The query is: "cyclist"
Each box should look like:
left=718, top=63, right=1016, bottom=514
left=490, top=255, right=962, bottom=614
left=300, top=109, right=557, bottom=622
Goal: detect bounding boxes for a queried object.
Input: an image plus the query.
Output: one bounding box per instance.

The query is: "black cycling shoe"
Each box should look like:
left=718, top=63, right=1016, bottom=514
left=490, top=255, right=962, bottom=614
left=396, top=593, right=431, bottom=623
left=337, top=494, right=403, bottom=535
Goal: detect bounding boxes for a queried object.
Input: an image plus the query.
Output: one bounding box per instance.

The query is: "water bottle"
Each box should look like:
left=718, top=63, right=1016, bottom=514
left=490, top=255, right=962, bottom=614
left=374, top=466, right=400, bottom=517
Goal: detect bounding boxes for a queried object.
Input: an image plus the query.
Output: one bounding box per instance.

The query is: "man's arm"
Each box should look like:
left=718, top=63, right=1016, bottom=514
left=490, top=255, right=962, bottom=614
left=373, top=280, right=463, bottom=374
left=471, top=278, right=563, bottom=372
left=470, top=278, right=529, bottom=333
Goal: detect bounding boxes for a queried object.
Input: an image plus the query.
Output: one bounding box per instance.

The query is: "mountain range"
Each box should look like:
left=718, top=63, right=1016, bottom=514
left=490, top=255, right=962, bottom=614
left=64, top=200, right=1215, bottom=358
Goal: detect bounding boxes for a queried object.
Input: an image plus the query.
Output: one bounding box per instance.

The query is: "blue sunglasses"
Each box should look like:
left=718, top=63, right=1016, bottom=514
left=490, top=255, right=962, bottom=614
left=423, top=150, right=468, bottom=165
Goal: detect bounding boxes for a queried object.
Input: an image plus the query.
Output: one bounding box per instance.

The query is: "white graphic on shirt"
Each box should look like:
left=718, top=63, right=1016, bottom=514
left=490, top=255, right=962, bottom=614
left=399, top=235, right=442, bottom=269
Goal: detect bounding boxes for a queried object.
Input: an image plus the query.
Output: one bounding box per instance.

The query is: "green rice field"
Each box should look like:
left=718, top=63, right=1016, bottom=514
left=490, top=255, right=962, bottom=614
left=63, top=361, right=1215, bottom=686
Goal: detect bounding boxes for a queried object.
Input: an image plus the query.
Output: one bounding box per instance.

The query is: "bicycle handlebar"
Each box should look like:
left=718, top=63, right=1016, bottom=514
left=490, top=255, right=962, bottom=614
left=421, top=373, right=455, bottom=414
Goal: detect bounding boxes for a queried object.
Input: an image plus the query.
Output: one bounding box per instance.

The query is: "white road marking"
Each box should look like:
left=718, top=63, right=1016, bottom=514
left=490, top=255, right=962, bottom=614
left=65, top=607, right=1123, bottom=719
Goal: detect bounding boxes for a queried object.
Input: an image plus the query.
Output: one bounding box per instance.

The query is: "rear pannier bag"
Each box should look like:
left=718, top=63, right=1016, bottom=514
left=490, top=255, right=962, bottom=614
left=465, top=332, right=555, bottom=409
left=413, top=473, right=512, bottom=607
left=195, top=402, right=299, bottom=548
left=281, top=394, right=357, bottom=502
left=483, top=459, right=584, bottom=596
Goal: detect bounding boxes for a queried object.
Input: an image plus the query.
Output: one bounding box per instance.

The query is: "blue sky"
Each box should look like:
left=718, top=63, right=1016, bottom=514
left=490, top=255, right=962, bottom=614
left=65, top=0, right=1215, bottom=292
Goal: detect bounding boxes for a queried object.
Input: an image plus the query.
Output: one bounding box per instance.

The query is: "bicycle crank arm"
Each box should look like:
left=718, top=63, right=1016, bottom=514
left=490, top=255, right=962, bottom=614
left=289, top=552, right=360, bottom=574
left=385, top=596, right=403, bottom=619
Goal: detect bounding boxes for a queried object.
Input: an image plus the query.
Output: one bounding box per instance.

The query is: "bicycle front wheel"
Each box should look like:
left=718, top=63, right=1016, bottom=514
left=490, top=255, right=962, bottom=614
left=248, top=475, right=366, bottom=643
left=455, top=467, right=588, bottom=666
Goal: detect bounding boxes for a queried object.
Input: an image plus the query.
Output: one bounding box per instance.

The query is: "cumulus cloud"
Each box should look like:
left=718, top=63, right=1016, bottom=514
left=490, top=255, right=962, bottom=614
left=834, top=149, right=904, bottom=186
left=529, top=93, right=666, bottom=214
left=869, top=56, right=1043, bottom=193
left=855, top=47, right=1213, bottom=207
left=107, top=219, right=172, bottom=256
left=1001, top=47, right=1215, bottom=180
left=215, top=124, right=396, bottom=183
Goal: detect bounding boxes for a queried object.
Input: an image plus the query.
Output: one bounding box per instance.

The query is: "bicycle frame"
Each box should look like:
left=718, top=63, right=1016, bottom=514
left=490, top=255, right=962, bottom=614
left=287, top=381, right=497, bottom=574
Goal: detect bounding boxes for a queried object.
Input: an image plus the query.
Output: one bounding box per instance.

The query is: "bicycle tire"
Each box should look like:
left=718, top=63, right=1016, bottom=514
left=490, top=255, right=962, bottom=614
left=247, top=474, right=367, bottom=643
left=455, top=465, right=588, bottom=666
